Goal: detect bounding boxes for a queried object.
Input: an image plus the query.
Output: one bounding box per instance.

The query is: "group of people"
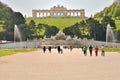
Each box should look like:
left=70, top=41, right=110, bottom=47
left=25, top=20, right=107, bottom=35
left=42, top=45, right=105, bottom=56
left=43, top=46, right=52, bottom=53
left=43, top=45, right=64, bottom=54
left=82, top=45, right=105, bottom=56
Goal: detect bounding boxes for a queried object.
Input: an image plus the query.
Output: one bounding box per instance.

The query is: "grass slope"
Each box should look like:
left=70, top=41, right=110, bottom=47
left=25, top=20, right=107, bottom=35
left=26, top=18, right=85, bottom=30
left=26, top=18, right=120, bottom=30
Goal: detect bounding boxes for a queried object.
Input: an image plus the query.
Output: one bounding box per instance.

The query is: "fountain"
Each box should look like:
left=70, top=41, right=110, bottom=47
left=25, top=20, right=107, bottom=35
left=13, top=24, right=23, bottom=48
left=14, top=24, right=22, bottom=42
left=106, top=24, right=116, bottom=46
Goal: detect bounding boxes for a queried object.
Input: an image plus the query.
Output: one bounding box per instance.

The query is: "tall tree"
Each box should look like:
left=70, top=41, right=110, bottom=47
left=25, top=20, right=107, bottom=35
left=19, top=24, right=30, bottom=40
left=79, top=20, right=86, bottom=35
left=12, top=12, right=26, bottom=25
left=45, top=26, right=59, bottom=38
left=0, top=1, right=13, bottom=20
left=86, top=18, right=106, bottom=41
left=63, top=23, right=81, bottom=38
left=63, top=26, right=73, bottom=37
left=28, top=20, right=36, bottom=38
left=101, top=16, right=116, bottom=29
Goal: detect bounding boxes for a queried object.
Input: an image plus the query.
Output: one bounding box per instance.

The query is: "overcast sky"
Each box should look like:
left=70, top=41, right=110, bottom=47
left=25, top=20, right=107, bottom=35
left=0, top=0, right=114, bottom=17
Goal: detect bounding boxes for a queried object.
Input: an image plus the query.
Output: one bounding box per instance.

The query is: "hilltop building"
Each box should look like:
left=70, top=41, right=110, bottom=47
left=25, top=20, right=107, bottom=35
left=32, top=5, right=85, bottom=18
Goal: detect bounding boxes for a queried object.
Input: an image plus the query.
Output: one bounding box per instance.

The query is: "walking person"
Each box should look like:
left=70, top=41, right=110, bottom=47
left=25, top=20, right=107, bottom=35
left=57, top=46, right=61, bottom=54
left=89, top=45, right=93, bottom=56
left=70, top=46, right=73, bottom=52
left=95, top=46, right=98, bottom=56
left=43, top=46, right=46, bottom=53
left=60, top=45, right=63, bottom=54
left=82, top=45, right=88, bottom=56
left=101, top=45, right=105, bottom=56
left=48, top=46, right=52, bottom=53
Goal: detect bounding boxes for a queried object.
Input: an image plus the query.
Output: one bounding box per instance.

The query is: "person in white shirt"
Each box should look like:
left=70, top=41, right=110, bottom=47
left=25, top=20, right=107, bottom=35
left=60, top=45, right=63, bottom=54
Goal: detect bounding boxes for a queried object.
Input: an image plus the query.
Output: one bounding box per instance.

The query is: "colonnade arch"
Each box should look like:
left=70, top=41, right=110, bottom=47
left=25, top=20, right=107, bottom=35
left=32, top=5, right=85, bottom=18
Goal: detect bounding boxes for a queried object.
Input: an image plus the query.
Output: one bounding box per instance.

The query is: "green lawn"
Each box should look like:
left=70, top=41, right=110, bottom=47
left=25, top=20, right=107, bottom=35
left=0, top=48, right=37, bottom=57
left=105, top=48, right=120, bottom=52
left=97, top=48, right=120, bottom=53
left=26, top=18, right=85, bottom=30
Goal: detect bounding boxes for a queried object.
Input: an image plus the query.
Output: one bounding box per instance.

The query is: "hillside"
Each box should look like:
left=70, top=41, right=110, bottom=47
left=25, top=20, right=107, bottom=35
left=94, top=0, right=120, bottom=18
left=26, top=18, right=120, bottom=30
left=26, top=18, right=85, bottom=30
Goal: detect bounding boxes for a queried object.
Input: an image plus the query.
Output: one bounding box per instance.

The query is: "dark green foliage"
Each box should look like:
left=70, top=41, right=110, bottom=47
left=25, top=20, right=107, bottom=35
left=0, top=32, right=6, bottom=40
left=12, top=12, right=26, bottom=25
left=45, top=26, right=59, bottom=38
left=0, top=2, right=13, bottom=20
left=63, top=27, right=73, bottom=36
left=28, top=20, right=36, bottom=37
left=86, top=18, right=106, bottom=41
left=101, top=16, right=116, bottom=29
left=63, top=18, right=107, bottom=41
left=18, top=24, right=30, bottom=40
left=63, top=23, right=81, bottom=38
left=116, top=30, right=120, bottom=41
left=18, top=20, right=59, bottom=40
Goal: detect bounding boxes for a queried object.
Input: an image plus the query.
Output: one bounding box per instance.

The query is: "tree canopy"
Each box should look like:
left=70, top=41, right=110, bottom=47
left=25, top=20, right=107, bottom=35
left=0, top=2, right=13, bottom=20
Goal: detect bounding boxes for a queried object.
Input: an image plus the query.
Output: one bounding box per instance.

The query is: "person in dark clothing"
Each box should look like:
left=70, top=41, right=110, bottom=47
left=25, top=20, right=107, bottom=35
left=48, top=46, right=52, bottom=53
left=89, top=45, right=93, bottom=56
left=43, top=46, right=46, bottom=53
left=70, top=46, right=73, bottom=51
left=57, top=46, right=61, bottom=54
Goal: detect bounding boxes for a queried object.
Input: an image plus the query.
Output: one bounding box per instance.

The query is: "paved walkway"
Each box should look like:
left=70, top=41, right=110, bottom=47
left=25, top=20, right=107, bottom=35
left=0, top=48, right=120, bottom=80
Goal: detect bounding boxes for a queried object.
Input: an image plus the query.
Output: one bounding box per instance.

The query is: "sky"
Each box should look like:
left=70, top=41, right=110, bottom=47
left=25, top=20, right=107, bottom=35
left=0, top=0, right=114, bottom=17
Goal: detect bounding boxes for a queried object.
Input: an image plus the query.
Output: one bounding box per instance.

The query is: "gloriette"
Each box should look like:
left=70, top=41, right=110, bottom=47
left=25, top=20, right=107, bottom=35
left=32, top=5, right=85, bottom=18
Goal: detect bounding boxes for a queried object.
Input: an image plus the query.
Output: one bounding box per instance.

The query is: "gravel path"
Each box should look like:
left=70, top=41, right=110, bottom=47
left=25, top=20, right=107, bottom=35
left=0, top=48, right=120, bottom=80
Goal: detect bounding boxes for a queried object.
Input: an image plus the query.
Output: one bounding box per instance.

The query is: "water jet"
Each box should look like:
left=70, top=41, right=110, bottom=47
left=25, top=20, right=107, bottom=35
left=106, top=24, right=116, bottom=46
